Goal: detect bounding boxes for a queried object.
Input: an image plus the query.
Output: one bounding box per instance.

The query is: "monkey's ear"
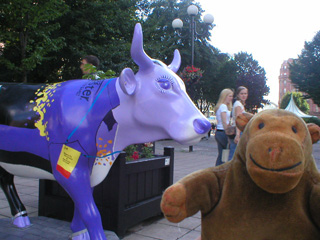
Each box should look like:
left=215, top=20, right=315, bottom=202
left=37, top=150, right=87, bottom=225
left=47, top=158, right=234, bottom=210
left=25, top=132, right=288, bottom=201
left=307, top=123, right=320, bottom=144
left=236, top=112, right=254, bottom=132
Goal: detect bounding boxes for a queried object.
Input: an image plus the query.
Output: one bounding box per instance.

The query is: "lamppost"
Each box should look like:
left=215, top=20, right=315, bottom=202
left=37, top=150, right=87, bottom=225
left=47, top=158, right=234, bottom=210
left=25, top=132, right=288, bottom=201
left=172, top=5, right=215, bottom=67
left=172, top=5, right=215, bottom=152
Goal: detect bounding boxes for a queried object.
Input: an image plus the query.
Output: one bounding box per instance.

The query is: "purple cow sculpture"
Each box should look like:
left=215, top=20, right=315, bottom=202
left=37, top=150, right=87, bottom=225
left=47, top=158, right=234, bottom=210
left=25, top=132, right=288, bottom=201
left=0, top=23, right=211, bottom=239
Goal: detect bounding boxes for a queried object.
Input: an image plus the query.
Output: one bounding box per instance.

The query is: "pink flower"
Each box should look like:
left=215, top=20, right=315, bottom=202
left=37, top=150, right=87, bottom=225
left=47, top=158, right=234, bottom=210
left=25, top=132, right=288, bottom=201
left=132, top=151, right=139, bottom=160
left=180, top=65, right=204, bottom=84
left=144, top=142, right=153, bottom=148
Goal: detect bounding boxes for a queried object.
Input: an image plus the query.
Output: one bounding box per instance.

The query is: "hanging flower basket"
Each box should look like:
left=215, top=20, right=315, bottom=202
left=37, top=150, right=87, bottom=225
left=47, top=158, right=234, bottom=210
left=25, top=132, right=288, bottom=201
left=179, top=65, right=204, bottom=84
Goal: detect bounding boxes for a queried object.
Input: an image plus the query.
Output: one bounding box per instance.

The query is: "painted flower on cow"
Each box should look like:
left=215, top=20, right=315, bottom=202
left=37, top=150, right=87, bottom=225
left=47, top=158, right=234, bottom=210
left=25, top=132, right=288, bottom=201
left=179, top=65, right=204, bottom=84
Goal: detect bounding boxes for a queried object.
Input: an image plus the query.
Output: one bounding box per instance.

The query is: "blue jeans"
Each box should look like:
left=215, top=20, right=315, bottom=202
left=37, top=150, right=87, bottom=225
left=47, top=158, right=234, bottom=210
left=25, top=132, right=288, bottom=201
left=228, top=138, right=237, bottom=161
left=228, top=132, right=242, bottom=161
left=215, top=130, right=228, bottom=166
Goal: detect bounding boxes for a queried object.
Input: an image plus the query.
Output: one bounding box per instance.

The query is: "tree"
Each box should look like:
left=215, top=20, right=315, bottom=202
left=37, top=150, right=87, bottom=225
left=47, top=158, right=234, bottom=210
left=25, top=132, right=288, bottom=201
left=234, top=52, right=270, bottom=112
left=203, top=52, right=237, bottom=108
left=279, top=92, right=310, bottom=114
left=140, top=0, right=237, bottom=112
left=30, top=0, right=139, bottom=82
left=289, top=31, right=320, bottom=105
left=0, top=0, right=68, bottom=82
left=0, top=0, right=238, bottom=102
left=0, top=0, right=140, bottom=83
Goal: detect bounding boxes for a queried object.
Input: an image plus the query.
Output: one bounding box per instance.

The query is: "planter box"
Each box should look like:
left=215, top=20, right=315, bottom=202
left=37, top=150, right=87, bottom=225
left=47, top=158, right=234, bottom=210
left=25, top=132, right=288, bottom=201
left=38, top=147, right=174, bottom=237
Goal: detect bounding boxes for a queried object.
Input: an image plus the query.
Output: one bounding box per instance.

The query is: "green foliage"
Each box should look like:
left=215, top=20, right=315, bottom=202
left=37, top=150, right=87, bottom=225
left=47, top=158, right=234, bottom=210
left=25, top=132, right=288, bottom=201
left=205, top=52, right=237, bottom=107
left=179, top=65, right=204, bottom=103
left=124, top=143, right=154, bottom=161
left=35, top=0, right=139, bottom=82
left=124, top=145, right=138, bottom=161
left=141, top=145, right=154, bottom=158
left=0, top=0, right=139, bottom=83
left=81, top=64, right=116, bottom=80
left=0, top=0, right=268, bottom=114
left=304, top=117, right=320, bottom=127
left=234, top=52, right=270, bottom=112
left=0, top=0, right=68, bottom=82
left=289, top=31, right=320, bottom=105
left=140, top=0, right=237, bottom=113
left=279, top=92, right=310, bottom=114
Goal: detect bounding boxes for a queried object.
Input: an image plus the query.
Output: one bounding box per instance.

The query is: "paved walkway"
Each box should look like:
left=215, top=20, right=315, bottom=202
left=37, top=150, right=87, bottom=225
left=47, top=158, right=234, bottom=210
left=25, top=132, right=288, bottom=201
left=0, top=135, right=319, bottom=239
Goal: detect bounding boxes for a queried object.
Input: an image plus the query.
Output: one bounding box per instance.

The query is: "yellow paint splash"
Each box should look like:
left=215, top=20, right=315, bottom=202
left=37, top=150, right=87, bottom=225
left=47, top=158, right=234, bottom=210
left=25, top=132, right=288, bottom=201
left=32, top=83, right=61, bottom=141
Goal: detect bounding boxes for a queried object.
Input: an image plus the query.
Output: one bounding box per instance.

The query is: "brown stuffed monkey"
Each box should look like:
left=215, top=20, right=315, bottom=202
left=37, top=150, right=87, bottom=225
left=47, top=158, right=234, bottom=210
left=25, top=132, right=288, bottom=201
left=161, top=109, right=320, bottom=240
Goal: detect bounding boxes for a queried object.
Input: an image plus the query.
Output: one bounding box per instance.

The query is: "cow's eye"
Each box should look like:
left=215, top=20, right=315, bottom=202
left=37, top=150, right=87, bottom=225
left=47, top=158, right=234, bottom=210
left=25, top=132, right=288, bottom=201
left=156, top=78, right=172, bottom=91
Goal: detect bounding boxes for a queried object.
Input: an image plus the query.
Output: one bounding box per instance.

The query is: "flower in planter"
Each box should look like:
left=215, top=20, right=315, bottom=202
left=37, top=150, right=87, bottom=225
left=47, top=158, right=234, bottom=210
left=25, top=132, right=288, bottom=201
left=179, top=65, right=204, bottom=84
left=141, top=142, right=154, bottom=158
left=124, top=142, right=154, bottom=161
left=132, top=151, right=139, bottom=160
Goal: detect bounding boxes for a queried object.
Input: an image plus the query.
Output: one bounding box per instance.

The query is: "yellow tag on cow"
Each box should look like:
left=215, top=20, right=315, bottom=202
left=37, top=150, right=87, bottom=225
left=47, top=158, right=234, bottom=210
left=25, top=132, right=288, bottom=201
left=56, top=145, right=81, bottom=179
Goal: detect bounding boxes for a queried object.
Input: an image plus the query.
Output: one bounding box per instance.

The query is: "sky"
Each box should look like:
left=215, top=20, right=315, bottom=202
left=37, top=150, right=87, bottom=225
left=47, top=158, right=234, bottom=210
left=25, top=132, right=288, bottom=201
left=197, top=0, right=320, bottom=104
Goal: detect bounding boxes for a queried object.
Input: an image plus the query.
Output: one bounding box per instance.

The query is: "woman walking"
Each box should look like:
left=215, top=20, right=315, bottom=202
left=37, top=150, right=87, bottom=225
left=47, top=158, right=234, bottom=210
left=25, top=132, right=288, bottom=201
left=214, top=88, right=234, bottom=166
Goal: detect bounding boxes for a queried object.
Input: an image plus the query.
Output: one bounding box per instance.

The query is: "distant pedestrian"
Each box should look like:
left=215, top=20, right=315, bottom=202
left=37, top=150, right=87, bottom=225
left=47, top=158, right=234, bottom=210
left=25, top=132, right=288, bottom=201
left=228, top=86, right=248, bottom=160
left=207, top=122, right=216, bottom=139
left=214, top=88, right=234, bottom=166
left=80, top=55, right=100, bottom=78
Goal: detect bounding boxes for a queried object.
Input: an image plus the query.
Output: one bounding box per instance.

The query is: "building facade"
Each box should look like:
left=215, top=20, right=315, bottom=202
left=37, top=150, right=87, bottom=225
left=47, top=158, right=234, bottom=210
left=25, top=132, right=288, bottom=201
left=279, top=59, right=320, bottom=117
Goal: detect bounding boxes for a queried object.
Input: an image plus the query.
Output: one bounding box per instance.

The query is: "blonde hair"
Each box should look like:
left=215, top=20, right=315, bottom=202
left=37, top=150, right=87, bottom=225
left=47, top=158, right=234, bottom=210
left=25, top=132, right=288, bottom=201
left=214, top=88, right=233, bottom=112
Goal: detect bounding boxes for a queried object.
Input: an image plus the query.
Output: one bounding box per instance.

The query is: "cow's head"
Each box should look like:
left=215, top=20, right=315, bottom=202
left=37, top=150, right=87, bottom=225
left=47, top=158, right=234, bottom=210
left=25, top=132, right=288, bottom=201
left=116, top=23, right=211, bottom=146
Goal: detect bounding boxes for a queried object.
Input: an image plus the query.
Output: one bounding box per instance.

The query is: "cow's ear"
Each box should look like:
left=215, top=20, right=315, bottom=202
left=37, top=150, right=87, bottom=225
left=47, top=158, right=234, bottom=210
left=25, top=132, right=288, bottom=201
left=119, top=68, right=137, bottom=95
left=307, top=123, right=320, bottom=144
left=236, top=112, right=254, bottom=131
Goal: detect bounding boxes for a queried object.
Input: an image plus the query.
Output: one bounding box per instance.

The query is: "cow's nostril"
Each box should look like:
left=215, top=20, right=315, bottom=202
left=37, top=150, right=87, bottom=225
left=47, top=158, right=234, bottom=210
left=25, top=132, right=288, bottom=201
left=193, top=118, right=211, bottom=134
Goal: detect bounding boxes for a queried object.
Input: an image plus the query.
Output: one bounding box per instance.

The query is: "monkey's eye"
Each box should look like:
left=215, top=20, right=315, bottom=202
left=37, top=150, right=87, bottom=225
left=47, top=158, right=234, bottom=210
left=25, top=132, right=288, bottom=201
left=292, top=126, right=297, bottom=133
left=258, top=122, right=265, bottom=129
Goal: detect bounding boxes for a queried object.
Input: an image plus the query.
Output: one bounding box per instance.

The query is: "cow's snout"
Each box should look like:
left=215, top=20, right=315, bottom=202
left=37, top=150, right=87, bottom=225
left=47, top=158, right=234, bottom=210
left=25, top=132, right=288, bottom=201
left=193, top=118, right=211, bottom=134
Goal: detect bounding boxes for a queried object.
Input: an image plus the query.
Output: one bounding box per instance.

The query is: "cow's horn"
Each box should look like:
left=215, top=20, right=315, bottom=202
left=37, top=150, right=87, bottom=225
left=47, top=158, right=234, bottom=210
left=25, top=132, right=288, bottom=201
left=168, top=49, right=181, bottom=73
left=131, top=23, right=153, bottom=71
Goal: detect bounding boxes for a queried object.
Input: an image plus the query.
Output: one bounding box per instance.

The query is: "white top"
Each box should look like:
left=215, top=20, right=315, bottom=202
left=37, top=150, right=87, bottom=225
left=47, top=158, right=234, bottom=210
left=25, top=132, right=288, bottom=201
left=216, top=104, right=230, bottom=130
left=231, top=100, right=245, bottom=126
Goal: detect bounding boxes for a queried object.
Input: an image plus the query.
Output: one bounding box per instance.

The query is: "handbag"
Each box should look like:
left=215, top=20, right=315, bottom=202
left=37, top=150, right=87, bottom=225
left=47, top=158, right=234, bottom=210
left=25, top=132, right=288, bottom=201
left=222, top=144, right=230, bottom=163
left=225, top=111, right=236, bottom=137
left=225, top=124, right=236, bottom=136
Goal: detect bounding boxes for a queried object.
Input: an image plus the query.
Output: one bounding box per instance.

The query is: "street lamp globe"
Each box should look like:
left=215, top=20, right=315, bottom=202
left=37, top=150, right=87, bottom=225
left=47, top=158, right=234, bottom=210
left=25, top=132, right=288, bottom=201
left=203, top=14, right=214, bottom=25
left=172, top=4, right=214, bottom=153
left=187, top=5, right=198, bottom=16
left=172, top=18, right=183, bottom=29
